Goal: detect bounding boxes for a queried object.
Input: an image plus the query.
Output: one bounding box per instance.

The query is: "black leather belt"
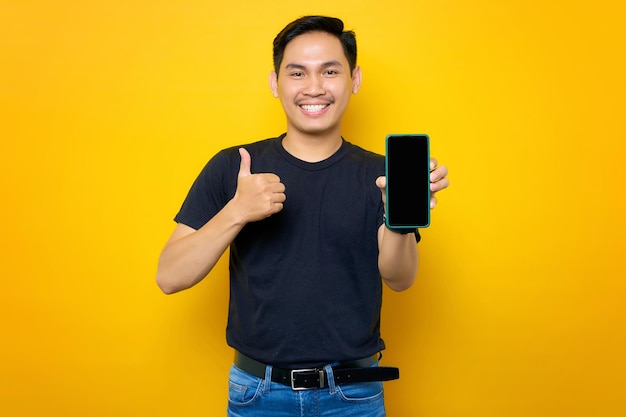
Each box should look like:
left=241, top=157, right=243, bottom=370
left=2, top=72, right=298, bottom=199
left=234, top=351, right=400, bottom=390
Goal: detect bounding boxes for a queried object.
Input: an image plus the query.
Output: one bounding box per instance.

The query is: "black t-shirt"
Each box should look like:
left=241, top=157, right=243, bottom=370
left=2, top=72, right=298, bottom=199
left=174, top=134, right=419, bottom=368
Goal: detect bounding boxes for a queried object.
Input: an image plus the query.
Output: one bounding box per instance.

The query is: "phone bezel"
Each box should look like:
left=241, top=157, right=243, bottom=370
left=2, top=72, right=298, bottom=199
left=385, top=134, right=431, bottom=229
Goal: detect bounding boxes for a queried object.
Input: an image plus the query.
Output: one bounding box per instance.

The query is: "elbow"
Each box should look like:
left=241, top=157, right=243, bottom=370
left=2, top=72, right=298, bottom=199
left=380, top=262, right=418, bottom=292
left=156, top=279, right=176, bottom=295
left=378, top=245, right=419, bottom=292
left=157, top=282, right=178, bottom=295
left=156, top=264, right=202, bottom=295
left=156, top=270, right=182, bottom=295
left=382, top=275, right=415, bottom=292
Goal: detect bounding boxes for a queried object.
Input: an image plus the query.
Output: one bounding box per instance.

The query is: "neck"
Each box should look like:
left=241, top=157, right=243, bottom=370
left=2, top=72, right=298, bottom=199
left=282, top=131, right=343, bottom=163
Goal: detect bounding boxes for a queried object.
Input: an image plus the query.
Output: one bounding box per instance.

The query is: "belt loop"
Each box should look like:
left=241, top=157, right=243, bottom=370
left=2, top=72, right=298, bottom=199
left=323, top=364, right=336, bottom=394
left=263, top=364, right=273, bottom=393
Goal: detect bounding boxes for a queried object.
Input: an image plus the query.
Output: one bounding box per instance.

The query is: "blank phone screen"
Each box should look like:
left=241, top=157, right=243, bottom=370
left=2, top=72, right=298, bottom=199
left=385, top=134, right=430, bottom=228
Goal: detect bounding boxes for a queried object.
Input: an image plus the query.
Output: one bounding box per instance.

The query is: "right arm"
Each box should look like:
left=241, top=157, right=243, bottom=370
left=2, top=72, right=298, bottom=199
left=156, top=148, right=285, bottom=294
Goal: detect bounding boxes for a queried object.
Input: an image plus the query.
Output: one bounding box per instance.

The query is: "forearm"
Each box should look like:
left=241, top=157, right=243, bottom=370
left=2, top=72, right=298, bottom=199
left=377, top=226, right=419, bottom=291
left=156, top=201, right=246, bottom=294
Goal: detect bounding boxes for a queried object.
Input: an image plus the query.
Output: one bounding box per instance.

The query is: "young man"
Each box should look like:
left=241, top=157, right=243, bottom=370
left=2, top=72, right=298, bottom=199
left=157, top=15, right=449, bottom=416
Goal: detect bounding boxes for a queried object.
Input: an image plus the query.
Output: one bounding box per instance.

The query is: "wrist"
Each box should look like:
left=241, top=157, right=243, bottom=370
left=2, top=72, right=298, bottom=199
left=382, top=213, right=416, bottom=235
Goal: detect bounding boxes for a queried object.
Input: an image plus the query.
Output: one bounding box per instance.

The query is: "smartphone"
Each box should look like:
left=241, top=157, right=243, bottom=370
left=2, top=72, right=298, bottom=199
left=385, top=134, right=431, bottom=229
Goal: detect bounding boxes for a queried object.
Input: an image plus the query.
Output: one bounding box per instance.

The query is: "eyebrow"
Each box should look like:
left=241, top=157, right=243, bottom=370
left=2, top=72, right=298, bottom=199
left=284, top=61, right=344, bottom=71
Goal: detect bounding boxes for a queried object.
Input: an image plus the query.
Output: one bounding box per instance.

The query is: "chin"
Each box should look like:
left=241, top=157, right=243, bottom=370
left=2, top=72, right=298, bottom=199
left=294, top=121, right=339, bottom=135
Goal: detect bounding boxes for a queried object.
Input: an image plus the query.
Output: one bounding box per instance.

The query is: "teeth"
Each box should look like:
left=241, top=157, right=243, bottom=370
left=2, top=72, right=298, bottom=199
left=300, top=104, right=327, bottom=112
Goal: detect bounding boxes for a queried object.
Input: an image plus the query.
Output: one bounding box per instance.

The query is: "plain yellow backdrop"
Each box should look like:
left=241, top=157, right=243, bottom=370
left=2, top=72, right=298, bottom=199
left=1, top=1, right=625, bottom=416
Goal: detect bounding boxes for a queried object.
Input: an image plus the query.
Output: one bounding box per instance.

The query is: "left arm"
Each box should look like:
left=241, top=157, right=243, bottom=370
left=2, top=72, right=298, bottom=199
left=376, top=158, right=449, bottom=291
left=377, top=225, right=419, bottom=291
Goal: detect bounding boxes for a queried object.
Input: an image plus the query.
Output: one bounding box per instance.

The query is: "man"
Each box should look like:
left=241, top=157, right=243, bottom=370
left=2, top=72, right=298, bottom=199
left=157, top=15, right=449, bottom=416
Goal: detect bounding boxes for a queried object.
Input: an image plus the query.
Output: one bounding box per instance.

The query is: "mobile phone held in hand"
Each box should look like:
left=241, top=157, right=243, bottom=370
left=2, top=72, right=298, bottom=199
left=385, top=134, right=431, bottom=229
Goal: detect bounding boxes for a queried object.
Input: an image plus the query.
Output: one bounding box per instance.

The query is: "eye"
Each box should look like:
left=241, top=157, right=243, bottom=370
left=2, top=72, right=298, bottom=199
left=289, top=71, right=305, bottom=78
left=324, top=69, right=338, bottom=76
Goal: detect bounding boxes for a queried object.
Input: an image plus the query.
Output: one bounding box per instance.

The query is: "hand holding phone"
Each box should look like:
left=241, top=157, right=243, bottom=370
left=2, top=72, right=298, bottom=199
left=385, top=134, right=431, bottom=229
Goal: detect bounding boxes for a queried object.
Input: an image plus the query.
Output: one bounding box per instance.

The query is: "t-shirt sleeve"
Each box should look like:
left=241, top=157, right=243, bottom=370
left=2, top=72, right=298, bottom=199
left=173, top=149, right=237, bottom=230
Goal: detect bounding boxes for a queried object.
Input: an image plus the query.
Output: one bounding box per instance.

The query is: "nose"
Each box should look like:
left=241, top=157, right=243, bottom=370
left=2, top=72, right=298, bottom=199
left=304, top=74, right=325, bottom=96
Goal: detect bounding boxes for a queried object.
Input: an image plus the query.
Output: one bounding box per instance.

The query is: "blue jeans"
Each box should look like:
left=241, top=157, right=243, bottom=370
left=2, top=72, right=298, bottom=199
left=227, top=363, right=387, bottom=417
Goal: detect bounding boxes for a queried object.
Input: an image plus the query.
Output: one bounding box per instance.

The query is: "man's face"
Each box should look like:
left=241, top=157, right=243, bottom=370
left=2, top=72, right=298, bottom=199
left=270, top=31, right=361, bottom=138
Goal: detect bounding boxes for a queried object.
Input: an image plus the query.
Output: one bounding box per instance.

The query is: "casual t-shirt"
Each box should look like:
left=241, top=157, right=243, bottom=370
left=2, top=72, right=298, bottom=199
left=174, top=134, right=419, bottom=368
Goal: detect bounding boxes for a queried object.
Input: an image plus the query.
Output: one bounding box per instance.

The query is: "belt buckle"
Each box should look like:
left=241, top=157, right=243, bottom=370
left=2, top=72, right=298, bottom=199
left=290, top=368, right=325, bottom=390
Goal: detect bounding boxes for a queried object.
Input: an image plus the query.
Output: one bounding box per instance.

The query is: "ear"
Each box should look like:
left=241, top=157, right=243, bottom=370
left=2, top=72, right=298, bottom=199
left=351, top=66, right=362, bottom=94
left=269, top=70, right=279, bottom=98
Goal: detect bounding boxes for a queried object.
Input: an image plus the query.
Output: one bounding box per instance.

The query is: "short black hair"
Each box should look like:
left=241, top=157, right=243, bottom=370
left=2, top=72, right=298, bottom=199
left=272, top=16, right=357, bottom=75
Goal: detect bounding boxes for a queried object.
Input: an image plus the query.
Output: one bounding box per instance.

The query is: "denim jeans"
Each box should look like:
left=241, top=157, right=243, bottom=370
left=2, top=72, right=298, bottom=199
left=227, top=362, right=386, bottom=417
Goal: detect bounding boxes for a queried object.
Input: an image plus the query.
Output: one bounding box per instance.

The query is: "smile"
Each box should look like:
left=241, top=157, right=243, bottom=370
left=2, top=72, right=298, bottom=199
left=299, top=104, right=330, bottom=113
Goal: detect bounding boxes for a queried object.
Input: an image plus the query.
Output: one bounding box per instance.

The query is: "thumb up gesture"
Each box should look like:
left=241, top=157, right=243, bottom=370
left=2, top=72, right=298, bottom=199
left=233, top=148, right=286, bottom=223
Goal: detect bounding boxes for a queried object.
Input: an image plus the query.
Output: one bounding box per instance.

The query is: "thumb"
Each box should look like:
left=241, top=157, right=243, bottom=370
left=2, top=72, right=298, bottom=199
left=375, top=176, right=386, bottom=190
left=376, top=176, right=387, bottom=206
left=238, top=148, right=251, bottom=177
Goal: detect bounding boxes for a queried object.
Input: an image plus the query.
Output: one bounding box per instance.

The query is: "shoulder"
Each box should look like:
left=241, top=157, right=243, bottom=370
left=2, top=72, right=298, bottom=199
left=343, top=140, right=383, bottom=160
left=191, top=137, right=281, bottom=185
left=342, top=140, right=384, bottom=171
left=210, top=136, right=282, bottom=164
left=233, top=136, right=281, bottom=154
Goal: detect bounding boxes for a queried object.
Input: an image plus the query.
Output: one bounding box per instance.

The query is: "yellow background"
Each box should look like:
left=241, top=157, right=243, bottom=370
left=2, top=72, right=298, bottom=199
left=1, top=1, right=625, bottom=416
